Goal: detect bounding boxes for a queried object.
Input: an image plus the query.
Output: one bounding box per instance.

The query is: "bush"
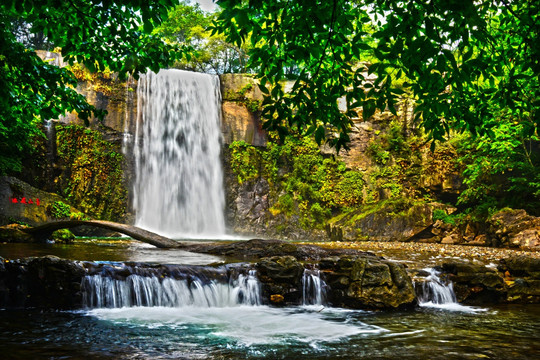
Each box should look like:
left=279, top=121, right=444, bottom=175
left=49, top=201, right=72, bottom=219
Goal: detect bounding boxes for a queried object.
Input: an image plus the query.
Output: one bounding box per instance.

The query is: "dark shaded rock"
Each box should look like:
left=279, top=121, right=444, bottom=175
left=440, top=261, right=507, bottom=304
left=189, top=239, right=372, bottom=261
left=256, top=256, right=304, bottom=305
left=0, top=256, right=86, bottom=309
left=0, top=224, right=35, bottom=243
left=499, top=256, right=540, bottom=278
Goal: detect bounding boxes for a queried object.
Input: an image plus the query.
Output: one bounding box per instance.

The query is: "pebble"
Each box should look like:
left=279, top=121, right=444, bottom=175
left=300, top=240, right=540, bottom=263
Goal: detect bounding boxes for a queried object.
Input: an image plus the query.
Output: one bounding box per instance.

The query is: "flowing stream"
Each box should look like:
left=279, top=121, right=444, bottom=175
left=0, top=243, right=539, bottom=359
left=133, top=69, right=225, bottom=238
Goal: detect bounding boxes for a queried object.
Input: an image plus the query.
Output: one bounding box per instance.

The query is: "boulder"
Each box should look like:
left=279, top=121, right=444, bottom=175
left=320, top=256, right=417, bottom=309
left=0, top=256, right=86, bottom=309
left=256, top=255, right=304, bottom=304
left=487, top=209, right=540, bottom=250
left=498, top=256, right=540, bottom=303
left=440, top=261, right=507, bottom=304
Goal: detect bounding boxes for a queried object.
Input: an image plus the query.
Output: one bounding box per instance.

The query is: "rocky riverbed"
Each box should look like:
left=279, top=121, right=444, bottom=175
left=302, top=240, right=540, bottom=263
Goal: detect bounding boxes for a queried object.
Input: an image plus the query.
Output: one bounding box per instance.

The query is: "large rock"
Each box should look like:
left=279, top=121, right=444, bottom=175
left=332, top=201, right=435, bottom=242
left=498, top=256, right=540, bottom=303
left=0, top=224, right=34, bottom=243
left=487, top=209, right=540, bottom=250
left=0, top=176, right=82, bottom=227
left=0, top=256, right=86, bottom=309
left=440, top=261, right=507, bottom=304
left=256, top=255, right=304, bottom=305
left=221, top=102, right=267, bottom=146
left=320, top=256, right=417, bottom=309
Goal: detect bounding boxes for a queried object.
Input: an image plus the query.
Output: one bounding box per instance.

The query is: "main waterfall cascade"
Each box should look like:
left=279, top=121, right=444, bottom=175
left=133, top=69, right=225, bottom=238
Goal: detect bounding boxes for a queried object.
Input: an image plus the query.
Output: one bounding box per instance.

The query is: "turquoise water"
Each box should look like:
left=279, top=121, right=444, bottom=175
left=1, top=304, right=539, bottom=359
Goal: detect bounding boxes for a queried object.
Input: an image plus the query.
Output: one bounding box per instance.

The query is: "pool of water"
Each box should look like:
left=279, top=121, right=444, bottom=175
left=0, top=304, right=538, bottom=359
left=1, top=240, right=539, bottom=359
left=0, top=238, right=226, bottom=265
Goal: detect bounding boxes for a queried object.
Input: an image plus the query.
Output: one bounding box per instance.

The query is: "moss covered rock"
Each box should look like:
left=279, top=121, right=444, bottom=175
left=55, top=124, right=127, bottom=221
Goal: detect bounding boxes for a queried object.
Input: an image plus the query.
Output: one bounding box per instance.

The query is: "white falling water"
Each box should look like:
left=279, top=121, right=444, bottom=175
left=82, top=271, right=261, bottom=308
left=302, top=269, right=327, bottom=306
left=417, top=268, right=489, bottom=313
left=134, top=69, right=225, bottom=238
left=417, top=268, right=457, bottom=305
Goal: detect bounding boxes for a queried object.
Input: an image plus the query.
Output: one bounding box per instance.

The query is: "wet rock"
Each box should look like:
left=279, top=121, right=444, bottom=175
left=256, top=256, right=304, bottom=305
left=322, top=256, right=417, bottom=309
left=440, top=261, right=507, bottom=304
left=498, top=256, right=540, bottom=303
left=0, top=256, right=86, bottom=309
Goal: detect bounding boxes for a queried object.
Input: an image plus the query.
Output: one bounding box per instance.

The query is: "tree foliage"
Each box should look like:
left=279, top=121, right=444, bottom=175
left=214, top=0, right=539, bottom=150
left=153, top=1, right=250, bottom=73
left=0, top=0, right=185, bottom=174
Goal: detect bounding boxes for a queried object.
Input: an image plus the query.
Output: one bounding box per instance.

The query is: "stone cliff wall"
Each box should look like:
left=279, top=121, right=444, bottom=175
left=21, top=57, right=463, bottom=241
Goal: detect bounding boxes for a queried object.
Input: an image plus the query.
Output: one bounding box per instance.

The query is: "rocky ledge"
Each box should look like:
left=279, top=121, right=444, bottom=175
left=1, top=240, right=538, bottom=310
left=0, top=240, right=417, bottom=310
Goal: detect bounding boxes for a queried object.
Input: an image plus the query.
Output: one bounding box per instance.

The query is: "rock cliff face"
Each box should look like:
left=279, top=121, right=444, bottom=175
left=0, top=176, right=83, bottom=227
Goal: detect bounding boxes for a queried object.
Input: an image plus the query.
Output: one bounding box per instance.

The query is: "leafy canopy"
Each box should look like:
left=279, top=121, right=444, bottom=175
left=0, top=0, right=185, bottom=174
left=153, top=1, right=250, bottom=73
left=214, top=0, right=539, bottom=150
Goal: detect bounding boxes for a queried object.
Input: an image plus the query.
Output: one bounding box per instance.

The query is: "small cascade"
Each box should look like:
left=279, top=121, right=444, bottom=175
left=302, top=269, right=327, bottom=306
left=81, top=265, right=262, bottom=309
left=416, top=268, right=457, bottom=305
left=121, top=75, right=135, bottom=155
left=43, top=119, right=57, bottom=185
left=233, top=269, right=262, bottom=306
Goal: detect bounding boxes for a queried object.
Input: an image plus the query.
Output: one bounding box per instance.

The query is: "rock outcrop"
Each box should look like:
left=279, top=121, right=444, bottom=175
left=439, top=261, right=507, bottom=304
left=0, top=256, right=86, bottom=309
left=0, top=176, right=82, bottom=227
left=498, top=256, right=540, bottom=303
left=320, top=256, right=417, bottom=309
left=487, top=209, right=540, bottom=250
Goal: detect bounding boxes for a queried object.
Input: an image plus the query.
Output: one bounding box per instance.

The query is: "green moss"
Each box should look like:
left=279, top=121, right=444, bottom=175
left=433, top=209, right=456, bottom=225
left=51, top=229, right=75, bottom=243
left=55, top=124, right=127, bottom=221
left=48, top=201, right=71, bottom=219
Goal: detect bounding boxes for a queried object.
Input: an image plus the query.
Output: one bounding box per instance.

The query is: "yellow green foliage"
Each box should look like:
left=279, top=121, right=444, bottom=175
left=55, top=124, right=127, bottom=221
left=229, top=135, right=365, bottom=229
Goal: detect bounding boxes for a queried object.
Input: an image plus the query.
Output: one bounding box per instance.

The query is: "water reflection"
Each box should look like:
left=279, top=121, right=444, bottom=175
left=0, top=238, right=224, bottom=265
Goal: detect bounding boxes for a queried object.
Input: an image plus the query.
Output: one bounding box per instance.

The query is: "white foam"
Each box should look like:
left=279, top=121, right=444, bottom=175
left=419, top=301, right=489, bottom=313
left=85, top=306, right=385, bottom=346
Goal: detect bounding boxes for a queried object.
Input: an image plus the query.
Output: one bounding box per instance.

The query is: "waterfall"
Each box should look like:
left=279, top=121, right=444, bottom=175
left=82, top=268, right=261, bottom=308
left=417, top=268, right=457, bottom=305
left=302, top=269, right=327, bottom=306
left=133, top=69, right=225, bottom=238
